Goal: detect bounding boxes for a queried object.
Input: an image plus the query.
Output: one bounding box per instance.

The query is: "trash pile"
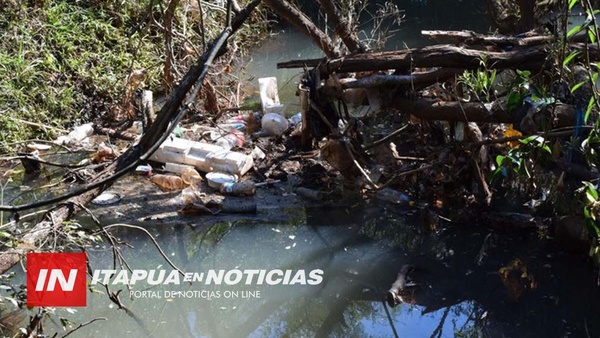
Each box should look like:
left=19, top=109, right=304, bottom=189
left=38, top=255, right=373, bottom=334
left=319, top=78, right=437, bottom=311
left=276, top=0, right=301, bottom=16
left=121, top=76, right=302, bottom=215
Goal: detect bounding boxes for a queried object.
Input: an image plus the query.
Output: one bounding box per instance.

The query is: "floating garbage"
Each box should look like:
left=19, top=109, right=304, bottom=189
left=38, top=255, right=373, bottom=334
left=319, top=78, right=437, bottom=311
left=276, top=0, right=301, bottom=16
left=151, top=174, right=184, bottom=191
left=135, top=164, right=153, bottom=176
left=261, top=113, right=289, bottom=136
left=295, top=187, right=323, bottom=201
left=92, top=192, right=122, bottom=205
left=206, top=172, right=237, bottom=190
left=220, top=180, right=256, bottom=196
left=376, top=188, right=411, bottom=206
left=54, top=123, right=94, bottom=145
left=149, top=137, right=253, bottom=176
left=163, top=163, right=202, bottom=185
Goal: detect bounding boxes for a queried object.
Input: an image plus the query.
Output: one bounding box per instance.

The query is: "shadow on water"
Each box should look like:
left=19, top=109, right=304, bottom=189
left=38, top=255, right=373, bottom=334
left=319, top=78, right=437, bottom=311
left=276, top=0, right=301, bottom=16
left=7, top=198, right=595, bottom=337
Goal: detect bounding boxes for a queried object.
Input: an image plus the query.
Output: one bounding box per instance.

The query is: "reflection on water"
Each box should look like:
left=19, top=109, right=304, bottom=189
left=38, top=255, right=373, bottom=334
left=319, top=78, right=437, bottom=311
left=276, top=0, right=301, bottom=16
left=7, top=201, right=599, bottom=337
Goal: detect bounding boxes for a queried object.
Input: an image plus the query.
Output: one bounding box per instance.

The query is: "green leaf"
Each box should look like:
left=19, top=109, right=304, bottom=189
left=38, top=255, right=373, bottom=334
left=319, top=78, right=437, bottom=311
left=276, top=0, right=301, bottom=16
left=569, top=0, right=578, bottom=10
left=585, top=96, right=596, bottom=123
left=507, top=91, right=522, bottom=111
left=567, top=25, right=583, bottom=39
left=563, top=51, right=580, bottom=67
left=571, top=80, right=586, bottom=93
left=586, top=191, right=597, bottom=204
left=588, top=27, right=597, bottom=44
left=496, top=155, right=505, bottom=166
left=542, top=144, right=552, bottom=154
left=584, top=182, right=598, bottom=200
left=516, top=70, right=531, bottom=79
left=520, top=135, right=543, bottom=145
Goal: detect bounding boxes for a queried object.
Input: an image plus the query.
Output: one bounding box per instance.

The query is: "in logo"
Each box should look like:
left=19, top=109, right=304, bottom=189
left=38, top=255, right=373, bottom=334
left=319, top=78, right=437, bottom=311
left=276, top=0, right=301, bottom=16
left=27, top=253, right=87, bottom=307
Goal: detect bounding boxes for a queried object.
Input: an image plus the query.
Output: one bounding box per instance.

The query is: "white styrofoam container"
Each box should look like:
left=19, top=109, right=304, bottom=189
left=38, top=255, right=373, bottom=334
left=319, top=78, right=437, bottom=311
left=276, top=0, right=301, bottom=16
left=149, top=137, right=253, bottom=176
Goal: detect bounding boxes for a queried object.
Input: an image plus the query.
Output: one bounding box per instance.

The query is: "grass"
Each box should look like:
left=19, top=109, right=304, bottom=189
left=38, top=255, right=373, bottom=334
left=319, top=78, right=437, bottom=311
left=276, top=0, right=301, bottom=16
left=0, top=0, right=267, bottom=152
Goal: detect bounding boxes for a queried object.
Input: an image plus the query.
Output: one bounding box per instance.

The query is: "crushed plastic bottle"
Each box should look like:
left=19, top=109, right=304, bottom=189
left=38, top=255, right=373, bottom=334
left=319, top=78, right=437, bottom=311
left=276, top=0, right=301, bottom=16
left=181, top=166, right=202, bottom=185
left=214, top=130, right=245, bottom=150
left=151, top=174, right=184, bottom=191
left=288, top=112, right=302, bottom=128
left=55, top=123, right=94, bottom=145
left=375, top=188, right=411, bottom=206
left=261, top=113, right=289, bottom=136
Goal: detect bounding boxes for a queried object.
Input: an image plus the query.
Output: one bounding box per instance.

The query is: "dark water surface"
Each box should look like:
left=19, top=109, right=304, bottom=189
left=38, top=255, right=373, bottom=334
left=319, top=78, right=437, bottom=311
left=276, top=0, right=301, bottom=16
left=15, top=201, right=600, bottom=338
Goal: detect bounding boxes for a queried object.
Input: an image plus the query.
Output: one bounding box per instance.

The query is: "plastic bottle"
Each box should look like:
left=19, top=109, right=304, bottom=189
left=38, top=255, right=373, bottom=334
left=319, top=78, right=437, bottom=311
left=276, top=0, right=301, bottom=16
left=261, top=113, right=289, bottom=136
left=55, top=123, right=94, bottom=145
left=288, top=112, right=302, bottom=128
left=220, top=180, right=256, bottom=196
left=181, top=166, right=202, bottom=185
left=217, top=122, right=246, bottom=132
left=214, top=130, right=245, bottom=150
left=151, top=174, right=184, bottom=191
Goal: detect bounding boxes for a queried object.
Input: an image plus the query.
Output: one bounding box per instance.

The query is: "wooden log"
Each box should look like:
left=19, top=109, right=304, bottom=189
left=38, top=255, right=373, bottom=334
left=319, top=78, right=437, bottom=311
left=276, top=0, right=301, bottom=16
left=421, top=30, right=554, bottom=47
left=278, top=44, right=600, bottom=73
left=263, top=0, right=341, bottom=58
left=341, top=68, right=462, bottom=89
left=386, top=96, right=575, bottom=126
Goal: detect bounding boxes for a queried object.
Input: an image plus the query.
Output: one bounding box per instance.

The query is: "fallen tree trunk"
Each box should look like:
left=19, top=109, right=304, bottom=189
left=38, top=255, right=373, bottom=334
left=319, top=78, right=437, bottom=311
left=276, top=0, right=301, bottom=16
left=278, top=43, right=600, bottom=74
left=387, top=96, right=575, bottom=126
left=0, top=0, right=261, bottom=275
left=341, top=68, right=462, bottom=89
left=421, top=30, right=554, bottom=47
left=279, top=44, right=549, bottom=72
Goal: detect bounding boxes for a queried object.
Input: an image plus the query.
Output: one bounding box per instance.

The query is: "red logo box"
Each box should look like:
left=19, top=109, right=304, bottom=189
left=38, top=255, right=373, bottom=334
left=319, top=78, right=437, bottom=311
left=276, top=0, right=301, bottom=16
left=27, top=253, right=87, bottom=307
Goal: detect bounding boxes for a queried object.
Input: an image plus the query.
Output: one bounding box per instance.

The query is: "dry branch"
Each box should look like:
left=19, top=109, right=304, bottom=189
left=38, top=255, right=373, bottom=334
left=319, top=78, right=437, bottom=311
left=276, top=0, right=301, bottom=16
left=317, top=0, right=367, bottom=53
left=263, top=0, right=341, bottom=58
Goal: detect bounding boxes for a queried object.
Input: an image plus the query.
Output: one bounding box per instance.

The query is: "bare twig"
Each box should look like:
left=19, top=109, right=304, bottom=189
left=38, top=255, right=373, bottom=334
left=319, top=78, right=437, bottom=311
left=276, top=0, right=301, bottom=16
left=378, top=164, right=434, bottom=189
left=61, top=317, right=107, bottom=338
left=363, top=125, right=409, bottom=150
left=344, top=141, right=379, bottom=189
left=100, top=223, right=186, bottom=277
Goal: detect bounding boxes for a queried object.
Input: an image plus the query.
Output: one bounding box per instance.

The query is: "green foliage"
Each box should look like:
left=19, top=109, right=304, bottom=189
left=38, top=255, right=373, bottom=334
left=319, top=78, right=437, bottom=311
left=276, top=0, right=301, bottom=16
left=458, top=58, right=497, bottom=102
left=0, top=0, right=267, bottom=151
left=0, top=1, right=160, bottom=149
left=492, top=136, right=551, bottom=184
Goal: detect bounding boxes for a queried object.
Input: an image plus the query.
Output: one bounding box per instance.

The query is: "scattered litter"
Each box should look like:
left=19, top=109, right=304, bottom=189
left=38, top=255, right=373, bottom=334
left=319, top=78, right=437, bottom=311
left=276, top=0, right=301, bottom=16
left=151, top=174, right=184, bottom=191
left=26, top=143, right=52, bottom=152
left=54, top=123, right=94, bottom=145
left=261, top=113, right=289, bottom=136
left=135, top=164, right=153, bottom=176
left=258, top=77, right=285, bottom=114
left=206, top=172, right=237, bottom=190
left=92, top=192, right=122, bottom=205
left=220, top=180, right=256, bottom=196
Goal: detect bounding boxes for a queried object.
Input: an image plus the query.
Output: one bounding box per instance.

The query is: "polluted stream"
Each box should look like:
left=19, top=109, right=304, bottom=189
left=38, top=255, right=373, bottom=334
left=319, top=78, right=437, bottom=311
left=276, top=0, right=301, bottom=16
left=8, top=200, right=600, bottom=337
left=2, top=1, right=600, bottom=337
